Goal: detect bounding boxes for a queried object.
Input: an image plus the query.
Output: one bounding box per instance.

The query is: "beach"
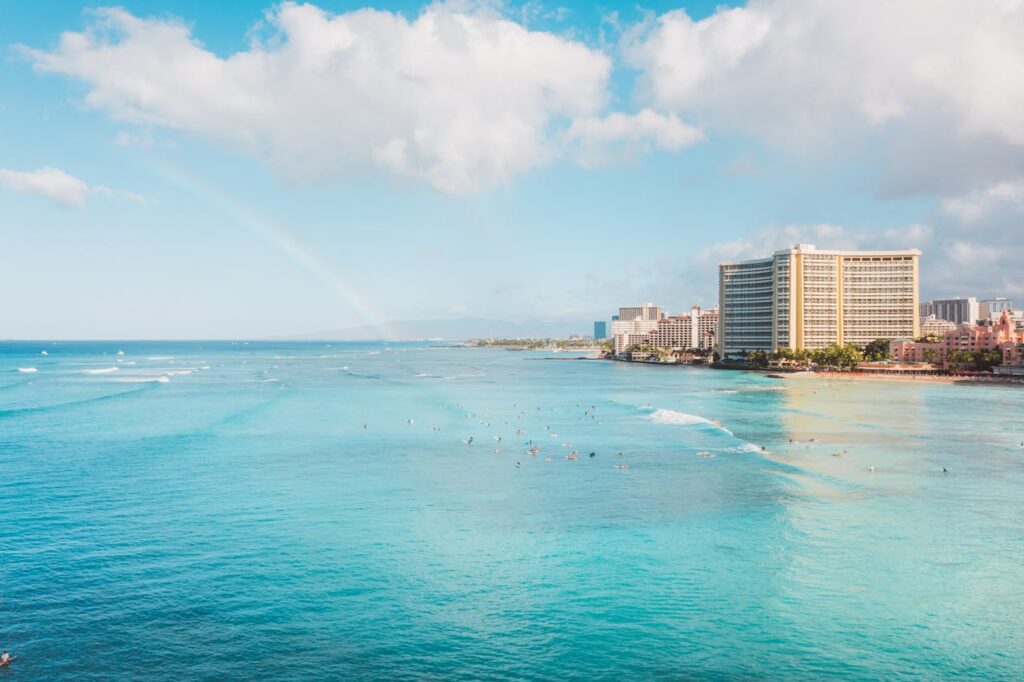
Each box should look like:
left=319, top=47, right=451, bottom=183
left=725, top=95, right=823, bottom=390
left=779, top=369, right=1024, bottom=386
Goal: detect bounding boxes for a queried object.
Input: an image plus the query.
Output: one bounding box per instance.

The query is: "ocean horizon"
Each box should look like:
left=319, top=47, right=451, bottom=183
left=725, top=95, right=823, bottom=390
left=2, top=340, right=1022, bottom=680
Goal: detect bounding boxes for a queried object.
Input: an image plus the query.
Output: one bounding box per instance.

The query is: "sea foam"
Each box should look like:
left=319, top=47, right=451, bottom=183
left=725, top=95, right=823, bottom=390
left=646, top=408, right=709, bottom=426
left=82, top=367, right=119, bottom=375
left=646, top=408, right=734, bottom=435
left=17, top=367, right=38, bottom=373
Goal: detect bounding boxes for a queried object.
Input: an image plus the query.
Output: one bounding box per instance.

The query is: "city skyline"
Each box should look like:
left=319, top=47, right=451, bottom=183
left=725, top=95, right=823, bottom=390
left=3, top=0, right=1024, bottom=339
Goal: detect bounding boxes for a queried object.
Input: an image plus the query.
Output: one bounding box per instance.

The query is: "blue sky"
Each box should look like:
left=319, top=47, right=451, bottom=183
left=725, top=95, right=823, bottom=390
left=2, top=1, right=1022, bottom=339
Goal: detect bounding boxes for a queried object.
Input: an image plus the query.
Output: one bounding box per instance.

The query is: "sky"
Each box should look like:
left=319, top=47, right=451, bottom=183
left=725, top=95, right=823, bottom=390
left=2, top=0, right=1023, bottom=339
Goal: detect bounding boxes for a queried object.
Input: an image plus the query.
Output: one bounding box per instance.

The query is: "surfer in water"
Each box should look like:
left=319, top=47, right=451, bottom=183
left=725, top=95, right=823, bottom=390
left=0, top=651, right=13, bottom=666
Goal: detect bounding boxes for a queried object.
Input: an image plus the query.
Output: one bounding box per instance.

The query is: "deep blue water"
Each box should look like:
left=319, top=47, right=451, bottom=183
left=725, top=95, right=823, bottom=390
left=1, top=341, right=1022, bottom=680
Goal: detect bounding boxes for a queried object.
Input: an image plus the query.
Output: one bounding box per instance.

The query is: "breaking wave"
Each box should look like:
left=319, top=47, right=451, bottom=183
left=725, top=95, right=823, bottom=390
left=645, top=408, right=735, bottom=436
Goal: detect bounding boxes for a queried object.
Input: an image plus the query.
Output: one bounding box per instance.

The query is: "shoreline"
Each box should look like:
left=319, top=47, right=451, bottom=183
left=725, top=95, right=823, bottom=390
left=605, top=357, right=1024, bottom=386
left=782, top=370, right=1024, bottom=386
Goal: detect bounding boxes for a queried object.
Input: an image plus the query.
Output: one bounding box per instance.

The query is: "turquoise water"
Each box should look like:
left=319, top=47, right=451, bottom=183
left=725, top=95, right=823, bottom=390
left=1, top=341, right=1022, bottom=680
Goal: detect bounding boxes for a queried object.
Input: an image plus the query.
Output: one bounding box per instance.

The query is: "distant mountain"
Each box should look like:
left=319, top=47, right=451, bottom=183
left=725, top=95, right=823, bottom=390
left=275, top=317, right=595, bottom=341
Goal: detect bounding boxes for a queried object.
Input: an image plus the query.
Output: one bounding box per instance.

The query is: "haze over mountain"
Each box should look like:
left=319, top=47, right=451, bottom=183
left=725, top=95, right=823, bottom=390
left=276, top=317, right=595, bottom=341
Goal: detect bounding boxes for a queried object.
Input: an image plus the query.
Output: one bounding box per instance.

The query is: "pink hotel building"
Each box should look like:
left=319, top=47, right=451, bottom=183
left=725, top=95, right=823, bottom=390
left=890, top=310, right=1024, bottom=370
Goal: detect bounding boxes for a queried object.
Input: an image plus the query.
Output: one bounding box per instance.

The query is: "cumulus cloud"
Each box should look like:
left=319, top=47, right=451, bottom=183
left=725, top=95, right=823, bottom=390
left=941, top=179, right=1024, bottom=222
left=0, top=166, right=147, bottom=208
left=0, top=166, right=91, bottom=207
left=624, top=0, right=1024, bottom=195
left=21, top=3, right=696, bottom=194
left=566, top=108, right=703, bottom=167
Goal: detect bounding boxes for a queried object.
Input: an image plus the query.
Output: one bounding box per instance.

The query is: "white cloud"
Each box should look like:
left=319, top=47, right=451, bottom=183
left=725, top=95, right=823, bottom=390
left=0, top=166, right=90, bottom=207
left=0, top=166, right=147, bottom=208
left=112, top=130, right=174, bottom=148
left=624, top=0, right=1024, bottom=195
left=566, top=108, right=703, bottom=167
left=941, top=179, right=1024, bottom=222
left=23, top=3, right=636, bottom=194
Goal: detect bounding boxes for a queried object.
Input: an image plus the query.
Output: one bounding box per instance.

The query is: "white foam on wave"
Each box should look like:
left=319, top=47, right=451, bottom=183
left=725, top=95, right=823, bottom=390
left=645, top=408, right=735, bottom=435
left=165, top=370, right=193, bottom=376
left=147, top=356, right=174, bottom=361
left=82, top=367, right=119, bottom=375
left=646, top=408, right=709, bottom=426
left=17, top=367, right=38, bottom=373
left=113, top=375, right=170, bottom=384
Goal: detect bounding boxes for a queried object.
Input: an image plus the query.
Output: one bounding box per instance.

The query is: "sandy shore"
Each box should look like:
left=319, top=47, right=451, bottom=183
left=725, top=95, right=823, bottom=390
left=781, top=370, right=1024, bottom=386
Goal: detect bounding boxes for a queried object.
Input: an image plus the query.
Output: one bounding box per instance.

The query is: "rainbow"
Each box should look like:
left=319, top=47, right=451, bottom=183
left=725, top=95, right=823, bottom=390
left=151, top=162, right=394, bottom=339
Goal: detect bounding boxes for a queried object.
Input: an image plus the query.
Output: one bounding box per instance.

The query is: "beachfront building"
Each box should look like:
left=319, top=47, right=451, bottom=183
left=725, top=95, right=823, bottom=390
left=919, top=297, right=978, bottom=325
left=645, top=307, right=719, bottom=352
left=612, top=303, right=667, bottom=354
left=718, top=257, right=775, bottom=356
left=891, top=309, right=1024, bottom=369
left=920, top=315, right=956, bottom=337
left=718, top=244, right=920, bottom=359
left=611, top=318, right=658, bottom=354
left=994, top=344, right=1024, bottom=376
left=593, top=321, right=607, bottom=340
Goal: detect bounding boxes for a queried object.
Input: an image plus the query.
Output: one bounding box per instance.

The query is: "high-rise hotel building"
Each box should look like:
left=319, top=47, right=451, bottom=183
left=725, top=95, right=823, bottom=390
left=718, top=244, right=920, bottom=358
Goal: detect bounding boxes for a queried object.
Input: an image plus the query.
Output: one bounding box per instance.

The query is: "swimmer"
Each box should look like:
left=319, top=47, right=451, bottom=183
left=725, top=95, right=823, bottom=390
left=589, top=451, right=596, bottom=458
left=868, top=466, right=875, bottom=472
left=516, top=461, right=521, bottom=468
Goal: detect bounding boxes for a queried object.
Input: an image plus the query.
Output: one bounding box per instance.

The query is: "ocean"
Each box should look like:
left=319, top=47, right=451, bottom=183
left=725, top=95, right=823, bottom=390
left=1, top=341, right=1022, bottom=680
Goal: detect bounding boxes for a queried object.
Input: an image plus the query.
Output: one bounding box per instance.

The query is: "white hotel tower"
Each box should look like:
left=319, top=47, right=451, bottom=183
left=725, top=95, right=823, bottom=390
left=718, top=244, right=920, bottom=358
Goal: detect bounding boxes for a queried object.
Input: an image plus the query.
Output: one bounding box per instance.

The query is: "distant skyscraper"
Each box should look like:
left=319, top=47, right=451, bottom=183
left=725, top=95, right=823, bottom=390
left=618, top=303, right=663, bottom=322
left=593, top=321, right=607, bottom=340
left=919, top=297, right=978, bottom=325
left=718, top=244, right=920, bottom=358
left=979, top=298, right=1014, bottom=320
